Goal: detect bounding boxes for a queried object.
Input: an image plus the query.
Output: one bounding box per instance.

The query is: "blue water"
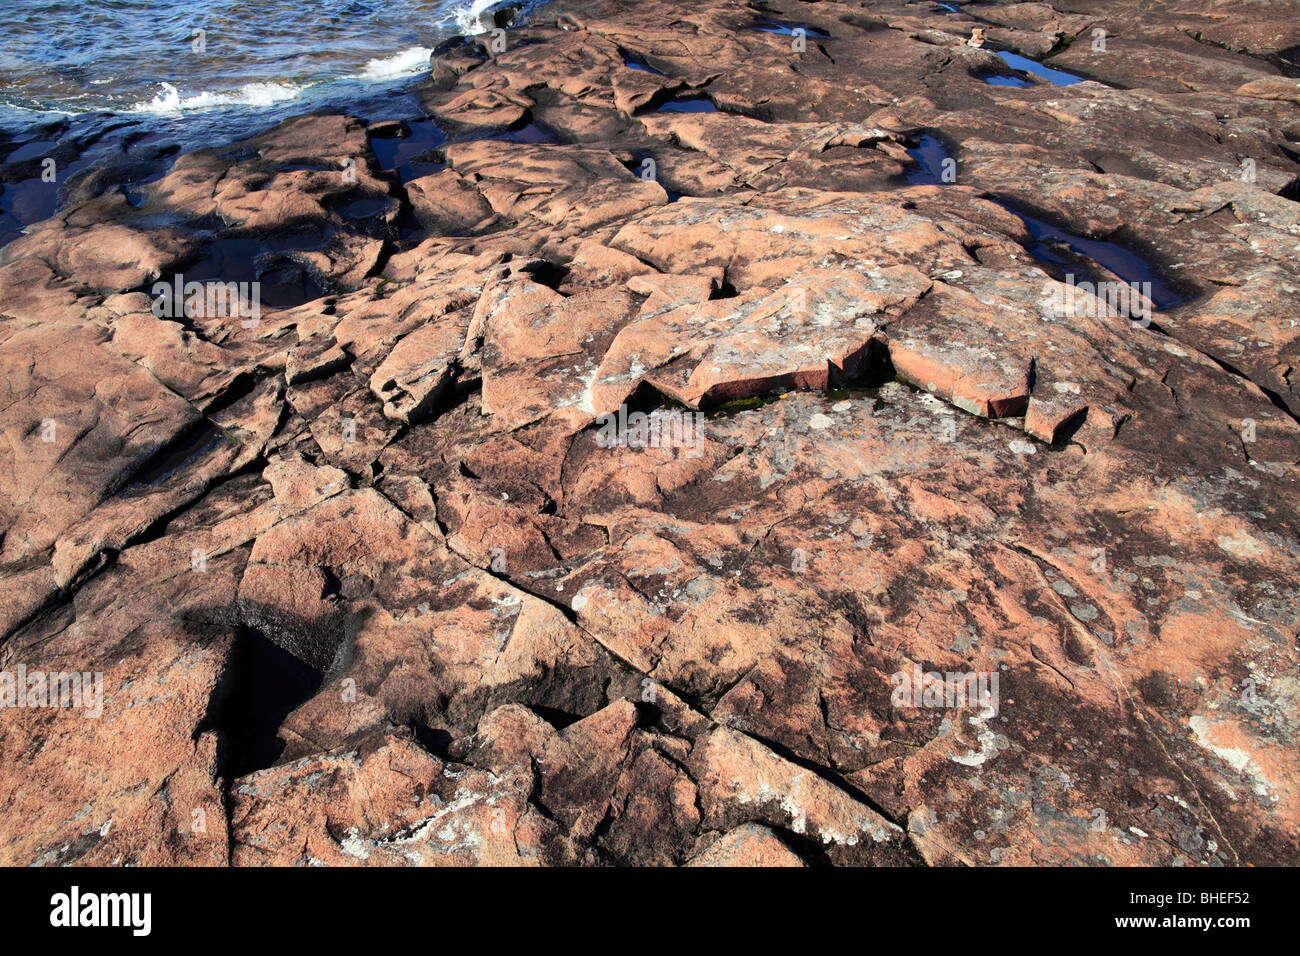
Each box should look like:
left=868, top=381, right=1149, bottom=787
left=986, top=74, right=1036, bottom=89
left=903, top=133, right=953, bottom=184
left=0, top=0, right=543, bottom=248
left=370, top=117, right=447, bottom=183
left=0, top=0, right=524, bottom=121
left=903, top=135, right=1183, bottom=308
left=657, top=97, right=719, bottom=114
left=623, top=53, right=664, bottom=75
left=990, top=51, right=1085, bottom=87
left=1005, top=205, right=1183, bottom=308
left=491, top=122, right=559, bottom=143
left=754, top=18, right=831, bottom=40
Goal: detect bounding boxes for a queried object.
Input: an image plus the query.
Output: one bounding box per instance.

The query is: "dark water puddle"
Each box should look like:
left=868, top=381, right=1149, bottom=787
left=901, top=134, right=1184, bottom=309
left=400, top=158, right=446, bottom=183
left=440, top=120, right=560, bottom=150
left=621, top=150, right=683, bottom=201
left=754, top=17, right=830, bottom=39
left=3, top=139, right=57, bottom=164
left=272, top=161, right=341, bottom=173
left=995, top=201, right=1184, bottom=308
left=337, top=196, right=393, bottom=220
left=396, top=208, right=429, bottom=244
left=0, top=114, right=195, bottom=252
left=372, top=116, right=559, bottom=243
left=172, top=233, right=331, bottom=309
left=657, top=97, right=719, bottom=114
left=487, top=121, right=560, bottom=144
left=623, top=52, right=665, bottom=75
left=903, top=133, right=954, bottom=185
left=0, top=180, right=47, bottom=247
left=371, top=115, right=560, bottom=246
left=1, top=139, right=116, bottom=249
left=330, top=193, right=400, bottom=241
left=985, top=73, right=1036, bottom=89
left=930, top=0, right=999, bottom=25
left=993, top=51, right=1085, bottom=87
left=369, top=117, right=447, bottom=183
left=693, top=342, right=894, bottom=418
left=333, top=195, right=399, bottom=238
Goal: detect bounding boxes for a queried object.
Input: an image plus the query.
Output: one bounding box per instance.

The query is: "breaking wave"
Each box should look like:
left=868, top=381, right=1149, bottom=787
left=354, top=46, right=435, bottom=81
left=130, top=81, right=308, bottom=114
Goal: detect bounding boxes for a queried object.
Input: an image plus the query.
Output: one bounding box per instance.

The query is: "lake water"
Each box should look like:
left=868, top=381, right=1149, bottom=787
left=0, top=0, right=535, bottom=246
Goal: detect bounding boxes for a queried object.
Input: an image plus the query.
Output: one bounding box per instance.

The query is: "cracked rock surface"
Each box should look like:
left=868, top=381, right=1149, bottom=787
left=1, top=0, right=1298, bottom=866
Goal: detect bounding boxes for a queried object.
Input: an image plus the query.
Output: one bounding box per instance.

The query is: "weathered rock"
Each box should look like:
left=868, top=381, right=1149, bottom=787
left=1, top=0, right=1298, bottom=869
left=687, top=823, right=804, bottom=867
left=230, top=731, right=541, bottom=865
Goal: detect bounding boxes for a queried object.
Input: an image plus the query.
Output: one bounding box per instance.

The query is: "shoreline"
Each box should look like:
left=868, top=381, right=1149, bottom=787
left=0, top=0, right=535, bottom=248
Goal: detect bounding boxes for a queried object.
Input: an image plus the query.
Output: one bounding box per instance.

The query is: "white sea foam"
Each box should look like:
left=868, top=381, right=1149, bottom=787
left=130, top=80, right=306, bottom=114
left=354, top=46, right=433, bottom=81
left=453, top=0, right=504, bottom=35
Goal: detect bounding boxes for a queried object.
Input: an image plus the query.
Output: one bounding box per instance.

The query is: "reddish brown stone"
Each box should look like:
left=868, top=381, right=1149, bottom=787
left=1, top=0, right=1297, bottom=870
